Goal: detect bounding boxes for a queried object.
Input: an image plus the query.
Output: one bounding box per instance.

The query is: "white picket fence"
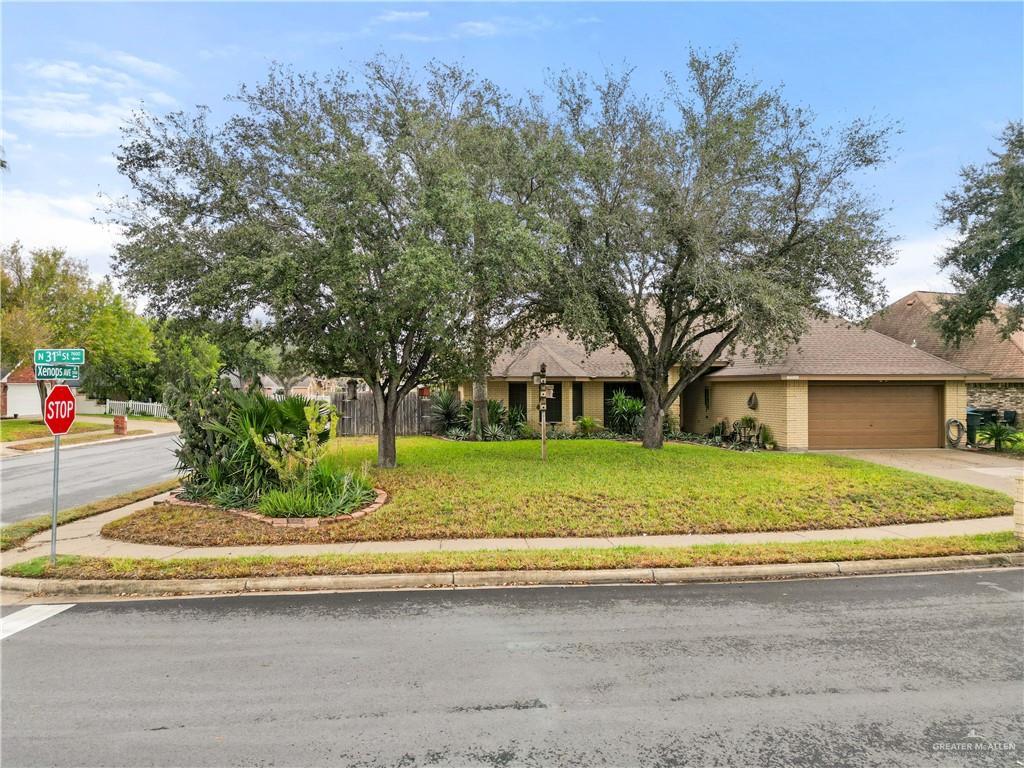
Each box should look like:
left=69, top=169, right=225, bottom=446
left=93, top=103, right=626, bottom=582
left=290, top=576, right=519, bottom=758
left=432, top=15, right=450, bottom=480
left=104, top=400, right=170, bottom=418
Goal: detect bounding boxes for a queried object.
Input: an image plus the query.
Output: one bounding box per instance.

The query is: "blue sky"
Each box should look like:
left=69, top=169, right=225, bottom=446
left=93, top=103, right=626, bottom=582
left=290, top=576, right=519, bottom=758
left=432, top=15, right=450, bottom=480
left=2, top=2, right=1021, bottom=303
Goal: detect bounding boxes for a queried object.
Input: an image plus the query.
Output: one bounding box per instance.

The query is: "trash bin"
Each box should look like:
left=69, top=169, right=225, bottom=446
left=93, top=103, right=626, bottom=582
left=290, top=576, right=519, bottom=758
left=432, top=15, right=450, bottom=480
left=974, top=407, right=999, bottom=427
left=966, top=409, right=982, bottom=446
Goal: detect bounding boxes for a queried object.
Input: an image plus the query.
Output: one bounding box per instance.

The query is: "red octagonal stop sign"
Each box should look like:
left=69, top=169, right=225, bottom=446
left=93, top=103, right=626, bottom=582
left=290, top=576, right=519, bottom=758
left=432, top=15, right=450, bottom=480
left=44, top=384, right=77, bottom=436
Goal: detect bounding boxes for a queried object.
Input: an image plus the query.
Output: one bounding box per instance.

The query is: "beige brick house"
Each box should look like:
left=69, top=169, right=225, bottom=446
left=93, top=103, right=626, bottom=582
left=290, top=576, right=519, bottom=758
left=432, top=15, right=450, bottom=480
left=867, top=291, right=1024, bottom=418
left=462, top=316, right=983, bottom=450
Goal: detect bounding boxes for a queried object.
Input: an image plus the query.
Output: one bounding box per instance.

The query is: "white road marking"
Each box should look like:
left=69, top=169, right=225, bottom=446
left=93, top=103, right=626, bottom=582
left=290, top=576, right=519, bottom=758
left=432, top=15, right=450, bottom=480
left=1, top=604, right=75, bottom=640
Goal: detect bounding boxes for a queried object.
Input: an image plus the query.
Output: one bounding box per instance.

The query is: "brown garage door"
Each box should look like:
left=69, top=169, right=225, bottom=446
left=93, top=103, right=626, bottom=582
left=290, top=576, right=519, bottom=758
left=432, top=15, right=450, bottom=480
left=808, top=384, right=942, bottom=449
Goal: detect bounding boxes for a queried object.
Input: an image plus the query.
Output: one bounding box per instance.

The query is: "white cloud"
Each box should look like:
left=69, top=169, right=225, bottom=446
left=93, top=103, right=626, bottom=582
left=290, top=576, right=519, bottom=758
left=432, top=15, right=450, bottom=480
left=96, top=50, right=179, bottom=82
left=877, top=232, right=955, bottom=302
left=25, top=60, right=138, bottom=91
left=7, top=96, right=137, bottom=138
left=375, top=10, right=429, bottom=23
left=0, top=190, right=121, bottom=275
left=454, top=20, right=499, bottom=38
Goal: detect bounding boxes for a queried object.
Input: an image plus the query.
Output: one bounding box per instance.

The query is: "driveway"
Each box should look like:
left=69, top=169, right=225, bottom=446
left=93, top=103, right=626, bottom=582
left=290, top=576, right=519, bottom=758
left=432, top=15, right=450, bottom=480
left=825, top=448, right=1022, bottom=495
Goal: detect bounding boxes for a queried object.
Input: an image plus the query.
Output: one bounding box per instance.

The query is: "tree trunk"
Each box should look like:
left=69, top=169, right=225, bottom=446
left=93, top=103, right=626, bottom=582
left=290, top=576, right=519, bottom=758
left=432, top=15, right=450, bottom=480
left=376, top=406, right=398, bottom=468
left=36, top=381, right=49, bottom=416
left=372, top=385, right=398, bottom=468
left=471, top=374, right=489, bottom=439
left=640, top=381, right=666, bottom=449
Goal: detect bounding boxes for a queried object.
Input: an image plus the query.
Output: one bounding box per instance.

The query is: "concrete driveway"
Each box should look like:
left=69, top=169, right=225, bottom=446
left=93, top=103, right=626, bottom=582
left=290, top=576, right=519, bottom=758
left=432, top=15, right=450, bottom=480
left=824, top=448, right=1022, bottom=495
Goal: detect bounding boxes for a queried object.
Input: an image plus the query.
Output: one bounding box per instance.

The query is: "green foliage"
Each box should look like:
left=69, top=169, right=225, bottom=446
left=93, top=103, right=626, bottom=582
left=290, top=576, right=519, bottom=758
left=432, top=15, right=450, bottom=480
left=431, top=390, right=462, bottom=433
left=574, top=415, right=599, bottom=436
left=78, top=295, right=159, bottom=401
left=445, top=427, right=470, bottom=441
left=257, top=460, right=375, bottom=518
left=936, top=121, right=1023, bottom=343
left=977, top=423, right=1023, bottom=452
left=507, top=406, right=526, bottom=430
left=606, top=390, right=645, bottom=436
left=169, top=377, right=337, bottom=505
left=549, top=50, right=894, bottom=449
left=760, top=424, right=776, bottom=448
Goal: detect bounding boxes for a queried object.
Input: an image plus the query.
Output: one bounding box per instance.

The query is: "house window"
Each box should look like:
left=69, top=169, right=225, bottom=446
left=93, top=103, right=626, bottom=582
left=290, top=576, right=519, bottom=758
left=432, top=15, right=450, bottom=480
left=547, top=382, right=563, bottom=423
left=508, top=382, right=527, bottom=417
left=572, top=382, right=584, bottom=421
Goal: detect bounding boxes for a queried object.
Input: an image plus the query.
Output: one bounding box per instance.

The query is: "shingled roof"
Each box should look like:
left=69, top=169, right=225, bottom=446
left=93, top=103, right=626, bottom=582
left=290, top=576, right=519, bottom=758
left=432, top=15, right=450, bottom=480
left=866, top=291, right=1024, bottom=381
left=708, top=315, right=979, bottom=379
left=489, top=315, right=978, bottom=380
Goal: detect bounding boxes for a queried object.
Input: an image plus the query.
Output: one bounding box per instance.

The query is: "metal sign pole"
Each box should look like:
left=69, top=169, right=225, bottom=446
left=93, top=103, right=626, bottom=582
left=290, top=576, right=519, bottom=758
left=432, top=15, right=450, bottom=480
left=540, top=406, right=547, bottom=461
left=51, top=434, right=60, bottom=565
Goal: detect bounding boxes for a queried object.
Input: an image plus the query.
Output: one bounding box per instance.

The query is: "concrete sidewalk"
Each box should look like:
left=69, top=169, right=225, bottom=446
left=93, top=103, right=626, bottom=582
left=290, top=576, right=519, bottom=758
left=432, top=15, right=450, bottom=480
left=0, top=490, right=1013, bottom=568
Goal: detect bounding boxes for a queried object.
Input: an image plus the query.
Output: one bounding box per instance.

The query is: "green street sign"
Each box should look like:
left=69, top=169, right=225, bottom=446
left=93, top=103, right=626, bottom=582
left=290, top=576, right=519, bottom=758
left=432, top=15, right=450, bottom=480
left=34, top=348, right=85, bottom=365
left=35, top=364, right=80, bottom=381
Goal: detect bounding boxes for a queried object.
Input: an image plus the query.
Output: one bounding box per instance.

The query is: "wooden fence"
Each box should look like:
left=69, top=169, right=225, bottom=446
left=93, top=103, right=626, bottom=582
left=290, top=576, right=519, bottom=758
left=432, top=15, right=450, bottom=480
left=333, top=391, right=432, bottom=436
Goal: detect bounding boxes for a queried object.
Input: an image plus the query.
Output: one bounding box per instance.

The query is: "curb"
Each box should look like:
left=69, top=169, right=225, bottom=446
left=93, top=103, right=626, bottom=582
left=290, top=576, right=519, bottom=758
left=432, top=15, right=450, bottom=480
left=2, top=552, right=1022, bottom=598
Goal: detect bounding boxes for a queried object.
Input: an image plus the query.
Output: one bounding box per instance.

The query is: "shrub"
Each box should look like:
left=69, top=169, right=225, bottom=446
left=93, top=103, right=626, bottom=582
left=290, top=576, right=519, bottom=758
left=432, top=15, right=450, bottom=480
left=170, top=377, right=337, bottom=505
left=430, top=390, right=462, bottom=433
left=507, top=406, right=526, bottom=431
left=445, top=427, right=470, bottom=441
left=257, top=460, right=375, bottom=518
left=483, top=423, right=510, bottom=442
left=977, top=423, right=1023, bottom=452
left=606, top=390, right=645, bottom=436
left=759, top=424, right=776, bottom=448
left=575, top=415, right=599, bottom=436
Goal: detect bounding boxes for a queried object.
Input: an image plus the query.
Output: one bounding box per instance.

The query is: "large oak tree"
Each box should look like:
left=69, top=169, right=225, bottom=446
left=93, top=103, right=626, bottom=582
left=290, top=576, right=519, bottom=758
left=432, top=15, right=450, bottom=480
left=551, top=51, right=895, bottom=448
left=112, top=60, right=480, bottom=467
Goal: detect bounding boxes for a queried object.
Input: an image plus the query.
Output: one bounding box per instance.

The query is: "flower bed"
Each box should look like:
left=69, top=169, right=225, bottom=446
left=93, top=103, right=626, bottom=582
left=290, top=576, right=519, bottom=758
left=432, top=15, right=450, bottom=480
left=167, top=489, right=389, bottom=528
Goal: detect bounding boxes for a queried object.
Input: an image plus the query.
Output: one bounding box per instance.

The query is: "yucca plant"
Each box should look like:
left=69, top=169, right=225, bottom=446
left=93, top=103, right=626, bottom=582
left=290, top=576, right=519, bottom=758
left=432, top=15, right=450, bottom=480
left=977, top=422, right=1023, bottom=452
left=430, top=390, right=462, bottom=433
left=606, top=390, right=645, bottom=436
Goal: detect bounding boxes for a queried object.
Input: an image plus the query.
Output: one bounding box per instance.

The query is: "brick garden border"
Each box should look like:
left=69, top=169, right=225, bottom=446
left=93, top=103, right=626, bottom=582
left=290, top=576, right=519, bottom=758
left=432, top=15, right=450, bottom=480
left=167, top=488, right=388, bottom=528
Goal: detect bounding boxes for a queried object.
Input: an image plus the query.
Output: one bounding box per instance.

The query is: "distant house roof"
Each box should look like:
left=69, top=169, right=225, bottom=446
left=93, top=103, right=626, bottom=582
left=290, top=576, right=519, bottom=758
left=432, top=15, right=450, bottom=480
left=488, top=316, right=980, bottom=381
left=866, top=291, right=1024, bottom=382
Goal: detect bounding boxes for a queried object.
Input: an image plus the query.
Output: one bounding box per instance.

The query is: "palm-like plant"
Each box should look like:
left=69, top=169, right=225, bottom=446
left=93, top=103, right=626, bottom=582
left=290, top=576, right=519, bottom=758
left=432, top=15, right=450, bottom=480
left=606, top=390, right=645, bottom=436
left=430, top=390, right=462, bottom=432
left=977, top=422, right=1023, bottom=452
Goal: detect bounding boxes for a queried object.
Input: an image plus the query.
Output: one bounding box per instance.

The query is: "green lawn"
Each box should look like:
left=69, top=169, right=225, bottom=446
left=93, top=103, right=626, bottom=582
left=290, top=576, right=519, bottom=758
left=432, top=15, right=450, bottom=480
left=0, top=418, right=103, bottom=443
left=100, top=437, right=1012, bottom=547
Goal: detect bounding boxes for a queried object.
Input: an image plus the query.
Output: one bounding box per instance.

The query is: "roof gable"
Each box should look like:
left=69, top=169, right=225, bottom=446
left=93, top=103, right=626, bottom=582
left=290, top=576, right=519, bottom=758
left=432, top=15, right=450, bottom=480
left=867, top=291, right=1024, bottom=380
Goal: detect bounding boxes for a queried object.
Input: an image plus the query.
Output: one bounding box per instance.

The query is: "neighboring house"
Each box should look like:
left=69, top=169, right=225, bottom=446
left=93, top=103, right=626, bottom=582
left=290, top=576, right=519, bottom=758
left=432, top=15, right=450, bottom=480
left=1, top=362, right=80, bottom=418
left=461, top=316, right=981, bottom=451
left=224, top=371, right=338, bottom=398
left=867, top=291, right=1024, bottom=414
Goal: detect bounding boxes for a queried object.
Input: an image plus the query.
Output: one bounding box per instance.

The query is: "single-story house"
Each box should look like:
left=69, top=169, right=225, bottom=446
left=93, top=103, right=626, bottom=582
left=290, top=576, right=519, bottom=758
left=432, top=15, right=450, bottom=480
left=866, top=291, right=1024, bottom=415
left=460, top=316, right=985, bottom=450
left=1, top=362, right=80, bottom=418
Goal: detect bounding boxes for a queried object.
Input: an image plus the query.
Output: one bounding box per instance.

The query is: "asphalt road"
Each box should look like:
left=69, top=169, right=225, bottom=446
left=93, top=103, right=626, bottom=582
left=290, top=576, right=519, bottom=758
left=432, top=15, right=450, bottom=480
left=2, top=570, right=1022, bottom=767
left=0, top=434, right=179, bottom=523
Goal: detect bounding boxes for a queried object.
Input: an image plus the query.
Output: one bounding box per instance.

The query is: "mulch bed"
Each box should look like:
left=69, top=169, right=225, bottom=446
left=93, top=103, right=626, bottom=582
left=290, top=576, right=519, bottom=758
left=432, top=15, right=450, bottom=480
left=167, top=489, right=388, bottom=528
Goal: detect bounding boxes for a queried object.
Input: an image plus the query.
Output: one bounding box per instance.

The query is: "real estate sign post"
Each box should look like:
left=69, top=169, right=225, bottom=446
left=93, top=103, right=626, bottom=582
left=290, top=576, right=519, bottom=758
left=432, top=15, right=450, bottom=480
left=39, top=355, right=82, bottom=564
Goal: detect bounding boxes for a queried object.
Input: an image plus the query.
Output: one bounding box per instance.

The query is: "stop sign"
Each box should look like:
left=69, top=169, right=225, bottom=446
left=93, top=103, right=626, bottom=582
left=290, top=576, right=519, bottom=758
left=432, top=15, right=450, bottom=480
left=44, top=384, right=77, bottom=436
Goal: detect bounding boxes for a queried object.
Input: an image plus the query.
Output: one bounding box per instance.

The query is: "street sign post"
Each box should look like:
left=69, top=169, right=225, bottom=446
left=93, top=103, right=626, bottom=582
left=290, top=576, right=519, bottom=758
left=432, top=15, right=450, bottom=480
left=34, top=348, right=85, bottom=365
left=42, top=383, right=78, bottom=565
left=35, top=364, right=80, bottom=381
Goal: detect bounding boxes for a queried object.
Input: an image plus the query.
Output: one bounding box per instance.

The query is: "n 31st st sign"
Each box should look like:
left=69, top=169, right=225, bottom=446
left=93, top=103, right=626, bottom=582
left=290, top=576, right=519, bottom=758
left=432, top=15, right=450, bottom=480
left=34, top=348, right=85, bottom=365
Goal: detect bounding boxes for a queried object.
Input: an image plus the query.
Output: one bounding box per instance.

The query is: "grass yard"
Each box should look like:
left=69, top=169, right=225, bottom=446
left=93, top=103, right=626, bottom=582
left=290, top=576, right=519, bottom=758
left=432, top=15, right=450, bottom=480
left=0, top=418, right=102, bottom=443
left=101, top=437, right=1012, bottom=546
left=5, top=533, right=1021, bottom=580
